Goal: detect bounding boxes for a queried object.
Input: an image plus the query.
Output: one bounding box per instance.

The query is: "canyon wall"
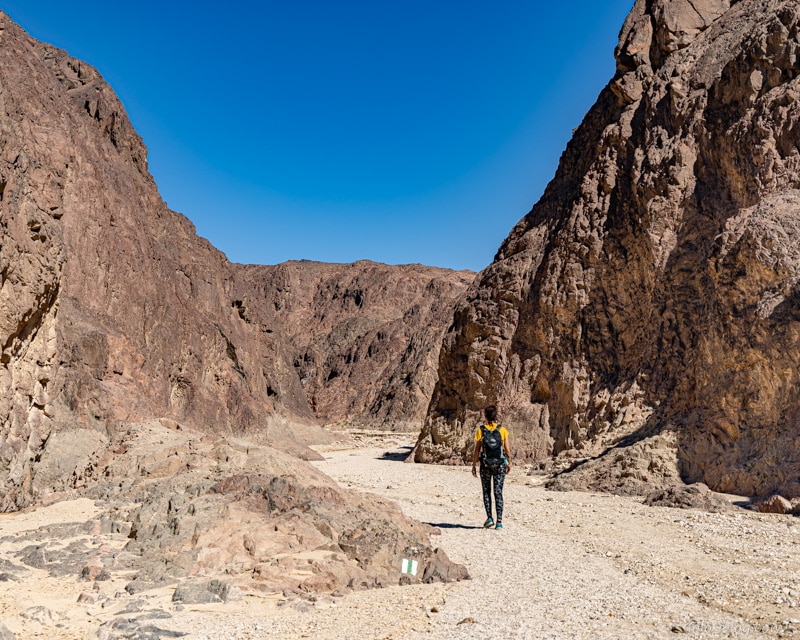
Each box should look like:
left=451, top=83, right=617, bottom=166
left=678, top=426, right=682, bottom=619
left=415, top=0, right=800, bottom=498
left=0, top=12, right=469, bottom=510
left=245, top=261, right=473, bottom=431
left=0, top=10, right=469, bottom=593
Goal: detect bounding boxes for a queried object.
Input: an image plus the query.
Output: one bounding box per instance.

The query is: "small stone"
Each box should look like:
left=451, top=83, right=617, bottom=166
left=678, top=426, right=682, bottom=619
left=21, top=606, right=59, bottom=626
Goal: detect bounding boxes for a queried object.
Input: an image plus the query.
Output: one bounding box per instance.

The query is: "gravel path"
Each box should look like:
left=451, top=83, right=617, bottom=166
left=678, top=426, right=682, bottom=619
left=176, top=434, right=800, bottom=639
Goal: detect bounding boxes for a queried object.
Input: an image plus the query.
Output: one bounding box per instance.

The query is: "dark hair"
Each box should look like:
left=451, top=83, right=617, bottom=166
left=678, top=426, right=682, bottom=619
left=484, top=405, right=498, bottom=423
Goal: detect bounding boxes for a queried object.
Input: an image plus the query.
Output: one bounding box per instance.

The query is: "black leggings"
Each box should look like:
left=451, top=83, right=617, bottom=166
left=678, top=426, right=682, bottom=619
left=479, top=465, right=505, bottom=521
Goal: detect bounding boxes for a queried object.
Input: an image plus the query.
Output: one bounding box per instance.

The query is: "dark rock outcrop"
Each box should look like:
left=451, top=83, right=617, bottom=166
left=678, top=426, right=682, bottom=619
left=415, top=0, right=800, bottom=498
left=0, top=423, right=469, bottom=605
left=8, top=421, right=467, bottom=596
left=94, top=422, right=466, bottom=595
left=642, top=483, right=738, bottom=513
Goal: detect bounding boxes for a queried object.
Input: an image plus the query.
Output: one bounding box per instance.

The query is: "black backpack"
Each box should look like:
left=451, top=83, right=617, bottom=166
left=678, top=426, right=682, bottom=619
left=480, top=424, right=505, bottom=469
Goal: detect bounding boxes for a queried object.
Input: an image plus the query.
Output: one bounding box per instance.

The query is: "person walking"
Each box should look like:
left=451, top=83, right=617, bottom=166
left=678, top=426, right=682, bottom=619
left=471, top=406, right=511, bottom=529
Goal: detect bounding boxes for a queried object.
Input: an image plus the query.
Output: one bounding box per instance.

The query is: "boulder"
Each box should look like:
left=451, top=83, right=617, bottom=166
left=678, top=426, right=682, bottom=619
left=753, top=494, right=794, bottom=514
left=642, top=482, right=737, bottom=512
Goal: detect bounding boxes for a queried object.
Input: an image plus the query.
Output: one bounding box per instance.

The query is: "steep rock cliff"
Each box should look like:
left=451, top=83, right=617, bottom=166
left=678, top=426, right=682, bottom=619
left=0, top=13, right=329, bottom=510
left=0, top=13, right=468, bottom=511
left=415, top=0, right=800, bottom=498
left=242, top=261, right=473, bottom=431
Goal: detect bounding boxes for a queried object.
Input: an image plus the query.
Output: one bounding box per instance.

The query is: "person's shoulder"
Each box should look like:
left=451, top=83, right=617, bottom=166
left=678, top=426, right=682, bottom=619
left=500, top=425, right=509, bottom=437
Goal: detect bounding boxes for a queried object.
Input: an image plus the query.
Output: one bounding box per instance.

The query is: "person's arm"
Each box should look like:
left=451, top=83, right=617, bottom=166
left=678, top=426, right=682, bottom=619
left=471, top=440, right=482, bottom=477
left=503, top=434, right=512, bottom=472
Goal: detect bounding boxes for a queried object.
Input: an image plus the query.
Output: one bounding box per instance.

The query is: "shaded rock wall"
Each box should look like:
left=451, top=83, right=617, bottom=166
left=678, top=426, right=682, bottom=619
left=243, top=261, right=473, bottom=430
left=415, top=0, right=800, bottom=498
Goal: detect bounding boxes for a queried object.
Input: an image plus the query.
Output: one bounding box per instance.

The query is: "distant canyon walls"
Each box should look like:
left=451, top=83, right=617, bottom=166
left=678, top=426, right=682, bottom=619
left=244, top=261, right=473, bottom=431
left=0, top=12, right=470, bottom=509
left=415, top=0, right=800, bottom=498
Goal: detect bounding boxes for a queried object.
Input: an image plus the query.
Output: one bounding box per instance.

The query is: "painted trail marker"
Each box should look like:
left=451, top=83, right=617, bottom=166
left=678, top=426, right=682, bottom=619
left=401, top=558, right=418, bottom=576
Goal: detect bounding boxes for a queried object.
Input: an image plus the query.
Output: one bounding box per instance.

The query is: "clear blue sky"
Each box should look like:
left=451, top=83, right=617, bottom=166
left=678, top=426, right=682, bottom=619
left=3, top=1, right=633, bottom=271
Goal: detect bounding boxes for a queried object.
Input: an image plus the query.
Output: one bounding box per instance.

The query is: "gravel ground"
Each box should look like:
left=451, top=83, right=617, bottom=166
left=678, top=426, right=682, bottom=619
left=173, top=433, right=800, bottom=640
left=4, top=432, right=797, bottom=639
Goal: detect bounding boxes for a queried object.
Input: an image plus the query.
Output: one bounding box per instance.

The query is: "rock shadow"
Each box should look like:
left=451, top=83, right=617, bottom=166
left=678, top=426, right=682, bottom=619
left=424, top=522, right=483, bottom=530
left=378, top=446, right=413, bottom=462
left=546, top=408, right=685, bottom=494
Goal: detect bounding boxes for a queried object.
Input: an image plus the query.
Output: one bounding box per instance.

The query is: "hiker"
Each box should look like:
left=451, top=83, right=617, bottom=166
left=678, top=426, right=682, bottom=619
left=471, top=405, right=511, bottom=529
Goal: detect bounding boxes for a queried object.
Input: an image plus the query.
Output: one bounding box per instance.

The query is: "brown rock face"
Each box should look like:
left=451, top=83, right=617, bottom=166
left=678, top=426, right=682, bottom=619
left=243, top=261, right=473, bottom=430
left=0, top=13, right=319, bottom=510
left=0, top=13, right=469, bottom=511
left=0, top=12, right=468, bottom=595
left=415, top=0, right=800, bottom=498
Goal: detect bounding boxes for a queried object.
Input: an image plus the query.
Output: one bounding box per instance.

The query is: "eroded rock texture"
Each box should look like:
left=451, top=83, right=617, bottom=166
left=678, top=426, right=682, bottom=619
left=5, top=421, right=467, bottom=597
left=244, top=261, right=473, bottom=430
left=415, top=0, right=800, bottom=498
left=0, top=12, right=469, bottom=512
left=89, top=422, right=467, bottom=595
left=0, top=11, right=468, bottom=595
left=0, top=13, right=319, bottom=510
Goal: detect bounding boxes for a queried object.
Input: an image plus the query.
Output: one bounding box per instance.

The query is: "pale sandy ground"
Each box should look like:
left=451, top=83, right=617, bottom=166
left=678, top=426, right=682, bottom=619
left=2, top=432, right=800, bottom=639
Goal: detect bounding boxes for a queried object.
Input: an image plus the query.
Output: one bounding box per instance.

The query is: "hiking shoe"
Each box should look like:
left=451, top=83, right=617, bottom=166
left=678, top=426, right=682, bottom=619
left=483, top=518, right=494, bottom=528
left=495, top=522, right=503, bottom=530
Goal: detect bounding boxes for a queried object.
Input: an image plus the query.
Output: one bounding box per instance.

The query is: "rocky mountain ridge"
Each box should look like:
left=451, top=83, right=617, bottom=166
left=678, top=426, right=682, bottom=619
left=247, top=260, right=473, bottom=430
left=0, top=10, right=471, bottom=510
left=0, top=9, right=468, bottom=598
left=415, top=0, right=800, bottom=499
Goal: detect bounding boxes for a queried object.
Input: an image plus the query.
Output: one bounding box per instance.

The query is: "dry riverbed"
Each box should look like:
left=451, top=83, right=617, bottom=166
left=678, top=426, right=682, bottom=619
left=2, top=431, right=800, bottom=639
